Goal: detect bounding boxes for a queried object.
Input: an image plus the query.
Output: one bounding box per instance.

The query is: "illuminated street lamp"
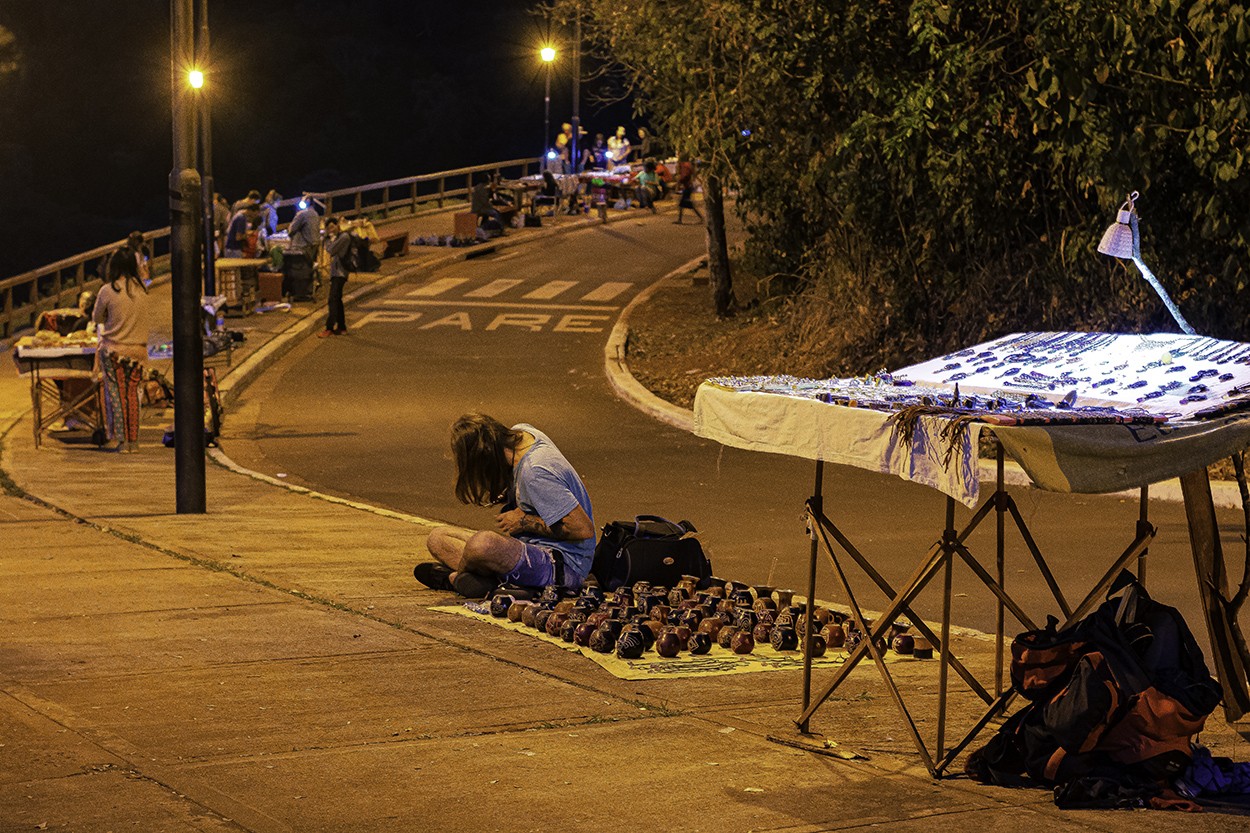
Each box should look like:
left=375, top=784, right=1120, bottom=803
left=541, top=45, right=556, bottom=159
left=188, top=68, right=204, bottom=88
left=1097, top=191, right=1196, bottom=335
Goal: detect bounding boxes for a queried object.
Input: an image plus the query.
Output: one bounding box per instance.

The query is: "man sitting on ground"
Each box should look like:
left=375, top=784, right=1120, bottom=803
left=414, top=414, right=595, bottom=598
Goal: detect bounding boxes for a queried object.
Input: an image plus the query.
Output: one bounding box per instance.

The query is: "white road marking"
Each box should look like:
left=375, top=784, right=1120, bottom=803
left=486, top=314, right=551, bottom=332
left=579, top=282, right=632, bottom=302
left=407, top=278, right=469, bottom=296
left=523, top=280, right=579, bottom=300
left=465, top=279, right=524, bottom=298
left=380, top=299, right=618, bottom=312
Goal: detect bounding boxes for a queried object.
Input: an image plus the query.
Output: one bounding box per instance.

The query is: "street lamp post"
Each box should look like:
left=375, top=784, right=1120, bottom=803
left=541, top=46, right=555, bottom=157
left=571, top=14, right=581, bottom=173
left=196, top=0, right=215, bottom=296
left=170, top=0, right=207, bottom=513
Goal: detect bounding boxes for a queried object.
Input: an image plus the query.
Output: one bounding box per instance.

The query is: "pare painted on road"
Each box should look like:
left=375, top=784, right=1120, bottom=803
left=354, top=308, right=613, bottom=333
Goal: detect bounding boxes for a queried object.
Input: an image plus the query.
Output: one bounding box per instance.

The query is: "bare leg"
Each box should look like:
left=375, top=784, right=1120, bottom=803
left=426, top=526, right=474, bottom=571
left=427, top=526, right=524, bottom=581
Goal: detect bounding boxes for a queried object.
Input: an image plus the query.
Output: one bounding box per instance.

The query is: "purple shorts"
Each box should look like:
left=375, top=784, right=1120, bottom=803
left=502, top=541, right=559, bottom=587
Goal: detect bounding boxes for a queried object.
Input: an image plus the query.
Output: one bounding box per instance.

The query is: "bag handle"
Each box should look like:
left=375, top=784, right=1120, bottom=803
left=633, top=514, right=680, bottom=536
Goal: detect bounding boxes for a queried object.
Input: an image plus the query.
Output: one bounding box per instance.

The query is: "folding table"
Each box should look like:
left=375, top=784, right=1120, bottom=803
left=694, top=331, right=1250, bottom=776
left=12, top=342, right=104, bottom=448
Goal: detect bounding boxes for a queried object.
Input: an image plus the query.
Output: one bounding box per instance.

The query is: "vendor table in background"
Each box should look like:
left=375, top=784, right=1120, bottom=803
left=12, top=345, right=103, bottom=449
left=214, top=257, right=268, bottom=312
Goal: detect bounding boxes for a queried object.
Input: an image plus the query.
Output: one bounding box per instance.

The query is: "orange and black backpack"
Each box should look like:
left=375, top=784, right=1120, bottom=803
left=969, top=573, right=1222, bottom=799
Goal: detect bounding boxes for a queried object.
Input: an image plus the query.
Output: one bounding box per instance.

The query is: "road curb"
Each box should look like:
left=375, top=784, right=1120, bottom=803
left=603, top=255, right=706, bottom=433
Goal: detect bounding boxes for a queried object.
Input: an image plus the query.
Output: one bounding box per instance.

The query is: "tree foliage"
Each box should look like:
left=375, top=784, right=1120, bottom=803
left=556, top=0, right=1250, bottom=369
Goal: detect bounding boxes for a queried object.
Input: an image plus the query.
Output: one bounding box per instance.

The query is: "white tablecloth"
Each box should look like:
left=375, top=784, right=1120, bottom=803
left=694, top=331, right=1250, bottom=506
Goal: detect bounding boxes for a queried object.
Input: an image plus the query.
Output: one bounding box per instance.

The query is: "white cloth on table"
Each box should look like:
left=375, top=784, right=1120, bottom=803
left=694, top=383, right=1250, bottom=508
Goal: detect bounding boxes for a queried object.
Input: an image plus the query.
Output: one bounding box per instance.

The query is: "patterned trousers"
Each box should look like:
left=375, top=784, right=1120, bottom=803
left=99, top=348, right=143, bottom=443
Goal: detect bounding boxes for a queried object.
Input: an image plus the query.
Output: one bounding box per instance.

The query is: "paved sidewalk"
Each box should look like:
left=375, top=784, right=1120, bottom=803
left=3, top=207, right=1249, bottom=831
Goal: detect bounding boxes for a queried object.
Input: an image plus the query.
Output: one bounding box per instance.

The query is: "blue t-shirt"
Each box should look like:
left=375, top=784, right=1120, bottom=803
left=505, top=424, right=595, bottom=581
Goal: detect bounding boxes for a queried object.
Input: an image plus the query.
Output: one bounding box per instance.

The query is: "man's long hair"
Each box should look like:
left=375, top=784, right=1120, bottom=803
left=451, top=414, right=521, bottom=506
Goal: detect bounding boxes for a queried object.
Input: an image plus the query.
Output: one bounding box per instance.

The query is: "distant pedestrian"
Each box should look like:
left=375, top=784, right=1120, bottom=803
left=222, top=202, right=258, bottom=258
left=232, top=189, right=261, bottom=211
left=261, top=190, right=282, bottom=236
left=674, top=156, right=703, bottom=225
left=607, top=125, right=631, bottom=165
left=286, top=195, right=322, bottom=262
left=588, top=133, right=607, bottom=169
left=125, top=231, right=152, bottom=286
left=92, top=248, right=150, bottom=452
left=414, top=414, right=595, bottom=598
left=318, top=216, right=351, bottom=337
left=636, top=126, right=656, bottom=159
left=213, top=193, right=230, bottom=254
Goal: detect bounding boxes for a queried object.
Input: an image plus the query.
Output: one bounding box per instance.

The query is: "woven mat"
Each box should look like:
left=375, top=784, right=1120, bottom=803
left=432, top=603, right=914, bottom=681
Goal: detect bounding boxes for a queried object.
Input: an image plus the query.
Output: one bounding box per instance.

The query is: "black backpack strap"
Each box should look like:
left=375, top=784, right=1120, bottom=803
left=551, top=547, right=566, bottom=587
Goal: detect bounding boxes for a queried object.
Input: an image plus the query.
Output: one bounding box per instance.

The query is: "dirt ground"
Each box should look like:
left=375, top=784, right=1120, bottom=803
left=627, top=263, right=795, bottom=409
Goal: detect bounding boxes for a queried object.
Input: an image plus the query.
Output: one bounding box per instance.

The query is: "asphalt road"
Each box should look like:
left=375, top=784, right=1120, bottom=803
left=222, top=216, right=1248, bottom=637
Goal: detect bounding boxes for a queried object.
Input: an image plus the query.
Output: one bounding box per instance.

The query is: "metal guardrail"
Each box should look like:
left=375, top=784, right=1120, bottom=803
left=0, top=156, right=540, bottom=341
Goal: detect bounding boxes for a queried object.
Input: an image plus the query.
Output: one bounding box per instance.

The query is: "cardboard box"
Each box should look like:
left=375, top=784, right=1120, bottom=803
left=454, top=211, right=478, bottom=237
left=258, top=271, right=284, bottom=303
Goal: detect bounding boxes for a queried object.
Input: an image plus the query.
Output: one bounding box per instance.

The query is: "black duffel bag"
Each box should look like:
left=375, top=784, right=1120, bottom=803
left=590, top=515, right=712, bottom=591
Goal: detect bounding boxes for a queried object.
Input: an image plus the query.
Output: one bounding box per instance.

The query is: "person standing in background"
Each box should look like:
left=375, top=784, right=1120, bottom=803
left=674, top=156, right=703, bottom=225
left=261, top=190, right=282, bottom=236
left=318, top=217, right=352, bottom=338
left=286, top=196, right=321, bottom=262
left=213, top=193, right=230, bottom=255
left=222, top=202, right=253, bottom=259
left=607, top=126, right=631, bottom=165
left=636, top=126, right=656, bottom=160
left=92, top=249, right=150, bottom=452
left=125, top=231, right=151, bottom=286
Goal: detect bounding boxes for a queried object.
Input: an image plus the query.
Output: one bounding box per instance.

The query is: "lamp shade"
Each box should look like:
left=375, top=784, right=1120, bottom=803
left=1097, top=208, right=1136, bottom=259
left=1100, top=192, right=1140, bottom=260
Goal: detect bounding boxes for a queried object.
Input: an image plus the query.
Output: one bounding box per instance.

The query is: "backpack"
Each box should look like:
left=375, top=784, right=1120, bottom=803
left=1010, top=615, right=1090, bottom=703
left=968, top=572, right=1222, bottom=791
left=590, top=515, right=712, bottom=591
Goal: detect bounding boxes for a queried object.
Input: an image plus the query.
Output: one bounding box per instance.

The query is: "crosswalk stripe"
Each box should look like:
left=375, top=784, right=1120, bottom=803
left=380, top=299, right=618, bottom=311
left=466, top=279, right=524, bottom=298
left=523, top=280, right=579, bottom=300
left=407, top=278, right=469, bottom=297
left=580, top=282, right=632, bottom=302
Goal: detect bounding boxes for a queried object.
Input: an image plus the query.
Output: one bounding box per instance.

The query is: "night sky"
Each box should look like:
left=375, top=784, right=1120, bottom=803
left=0, top=0, right=634, bottom=276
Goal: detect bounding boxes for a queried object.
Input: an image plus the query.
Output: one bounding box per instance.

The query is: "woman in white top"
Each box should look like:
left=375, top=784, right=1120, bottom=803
left=92, top=248, right=150, bottom=451
left=606, top=126, right=631, bottom=166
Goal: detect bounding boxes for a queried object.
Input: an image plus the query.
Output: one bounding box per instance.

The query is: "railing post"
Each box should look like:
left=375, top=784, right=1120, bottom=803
left=411, top=181, right=418, bottom=214
left=326, top=195, right=334, bottom=216
left=382, top=186, right=390, bottom=218
left=354, top=191, right=362, bottom=217
left=438, top=177, right=445, bottom=207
